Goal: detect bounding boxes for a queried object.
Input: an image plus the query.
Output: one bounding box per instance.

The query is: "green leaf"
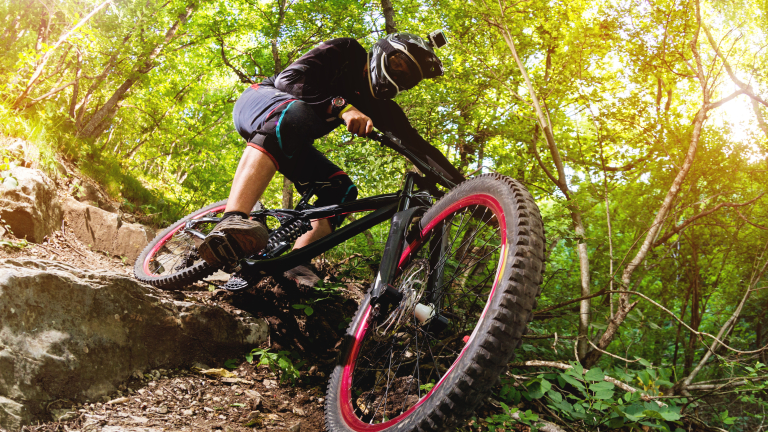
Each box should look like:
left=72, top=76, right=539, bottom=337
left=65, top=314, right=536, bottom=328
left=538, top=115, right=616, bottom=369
left=559, top=372, right=586, bottom=391
left=304, top=306, right=314, bottom=316
left=546, top=389, right=562, bottom=403
left=593, top=390, right=615, bottom=400
left=608, top=417, right=625, bottom=428
left=637, top=357, right=652, bottom=368
left=223, top=358, right=239, bottom=369
left=570, top=362, right=584, bottom=376
left=526, top=378, right=552, bottom=399
left=584, top=368, right=605, bottom=382
left=660, top=410, right=682, bottom=421
left=589, top=381, right=615, bottom=391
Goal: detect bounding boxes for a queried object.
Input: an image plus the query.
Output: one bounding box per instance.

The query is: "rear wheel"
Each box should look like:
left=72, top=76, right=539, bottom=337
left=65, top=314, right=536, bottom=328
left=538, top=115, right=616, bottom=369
left=325, top=174, right=545, bottom=432
left=134, top=200, right=263, bottom=289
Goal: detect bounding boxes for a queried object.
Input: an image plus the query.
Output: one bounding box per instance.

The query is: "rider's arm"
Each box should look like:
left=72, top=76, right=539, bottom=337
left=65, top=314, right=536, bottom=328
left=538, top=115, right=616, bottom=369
left=368, top=100, right=465, bottom=187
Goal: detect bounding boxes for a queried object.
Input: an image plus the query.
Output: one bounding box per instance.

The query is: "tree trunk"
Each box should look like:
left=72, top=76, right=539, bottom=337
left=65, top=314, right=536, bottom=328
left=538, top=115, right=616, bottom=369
left=498, top=25, right=593, bottom=361
left=683, top=258, right=701, bottom=376
left=380, top=0, right=396, bottom=34
left=34, top=5, right=51, bottom=51
left=68, top=50, right=82, bottom=119
left=582, top=2, right=719, bottom=365
left=672, top=281, right=691, bottom=369
left=282, top=176, right=293, bottom=209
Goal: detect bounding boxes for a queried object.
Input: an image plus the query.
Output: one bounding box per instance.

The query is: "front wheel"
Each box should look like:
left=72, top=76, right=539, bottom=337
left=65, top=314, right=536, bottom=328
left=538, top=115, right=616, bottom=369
left=325, top=174, right=545, bottom=432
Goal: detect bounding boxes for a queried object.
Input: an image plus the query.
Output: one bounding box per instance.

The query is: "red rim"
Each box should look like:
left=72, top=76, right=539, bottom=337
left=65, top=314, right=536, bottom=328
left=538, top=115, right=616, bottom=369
left=142, top=204, right=227, bottom=277
left=338, top=194, right=508, bottom=431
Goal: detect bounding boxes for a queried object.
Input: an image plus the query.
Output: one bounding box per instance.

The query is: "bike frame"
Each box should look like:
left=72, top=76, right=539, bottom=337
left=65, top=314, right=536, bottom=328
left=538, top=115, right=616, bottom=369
left=238, top=172, right=434, bottom=280
left=217, top=131, right=455, bottom=296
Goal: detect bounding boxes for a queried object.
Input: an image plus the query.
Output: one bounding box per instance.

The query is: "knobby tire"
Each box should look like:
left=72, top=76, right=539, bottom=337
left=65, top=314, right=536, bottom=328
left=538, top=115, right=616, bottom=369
left=324, top=174, right=545, bottom=432
left=133, top=200, right=230, bottom=290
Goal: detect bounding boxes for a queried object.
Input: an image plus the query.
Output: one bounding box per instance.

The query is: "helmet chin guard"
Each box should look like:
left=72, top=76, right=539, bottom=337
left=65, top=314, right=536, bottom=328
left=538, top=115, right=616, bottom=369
left=369, top=32, right=445, bottom=99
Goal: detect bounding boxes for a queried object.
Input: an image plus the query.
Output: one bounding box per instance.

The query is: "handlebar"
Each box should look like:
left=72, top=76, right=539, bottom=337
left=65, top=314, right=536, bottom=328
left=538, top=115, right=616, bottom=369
left=366, top=130, right=385, bottom=143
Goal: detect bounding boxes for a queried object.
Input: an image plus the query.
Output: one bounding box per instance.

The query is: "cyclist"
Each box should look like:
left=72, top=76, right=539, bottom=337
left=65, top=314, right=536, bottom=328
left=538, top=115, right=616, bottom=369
left=198, top=32, right=464, bottom=286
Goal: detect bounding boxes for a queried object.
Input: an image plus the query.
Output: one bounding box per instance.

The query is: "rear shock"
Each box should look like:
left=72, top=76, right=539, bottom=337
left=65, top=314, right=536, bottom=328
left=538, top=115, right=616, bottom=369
left=263, top=218, right=313, bottom=256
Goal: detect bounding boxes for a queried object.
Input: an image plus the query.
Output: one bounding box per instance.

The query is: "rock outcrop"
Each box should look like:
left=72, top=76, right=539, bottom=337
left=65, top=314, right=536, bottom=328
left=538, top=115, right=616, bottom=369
left=0, top=167, right=62, bottom=243
left=62, top=197, right=154, bottom=261
left=0, top=259, right=268, bottom=430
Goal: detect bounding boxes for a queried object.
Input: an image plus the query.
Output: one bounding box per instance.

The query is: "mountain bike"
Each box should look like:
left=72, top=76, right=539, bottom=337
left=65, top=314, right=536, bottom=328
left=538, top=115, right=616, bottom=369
left=133, top=131, right=545, bottom=432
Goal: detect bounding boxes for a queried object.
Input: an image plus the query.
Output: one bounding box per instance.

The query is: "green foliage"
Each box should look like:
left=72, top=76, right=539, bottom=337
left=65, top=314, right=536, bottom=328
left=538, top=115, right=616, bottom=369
left=292, top=281, right=342, bottom=316
left=245, top=348, right=305, bottom=384
left=499, top=362, right=686, bottom=430
left=482, top=402, right=538, bottom=432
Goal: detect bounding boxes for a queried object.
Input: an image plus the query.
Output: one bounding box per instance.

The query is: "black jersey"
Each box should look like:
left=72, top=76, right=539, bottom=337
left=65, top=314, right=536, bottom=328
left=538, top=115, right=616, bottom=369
left=264, top=38, right=464, bottom=187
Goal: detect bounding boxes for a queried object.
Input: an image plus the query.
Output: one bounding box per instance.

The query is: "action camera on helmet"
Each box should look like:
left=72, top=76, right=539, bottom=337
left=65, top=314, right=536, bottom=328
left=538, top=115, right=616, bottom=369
left=428, top=30, right=448, bottom=49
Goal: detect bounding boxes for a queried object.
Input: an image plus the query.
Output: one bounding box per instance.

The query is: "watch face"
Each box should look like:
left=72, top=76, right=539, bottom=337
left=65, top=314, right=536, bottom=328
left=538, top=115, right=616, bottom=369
left=333, top=97, right=345, bottom=107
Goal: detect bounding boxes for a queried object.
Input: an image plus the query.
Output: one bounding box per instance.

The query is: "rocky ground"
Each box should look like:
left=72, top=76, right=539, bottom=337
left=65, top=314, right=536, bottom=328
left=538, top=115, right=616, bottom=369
left=1, top=218, right=370, bottom=432
left=0, top=137, right=378, bottom=432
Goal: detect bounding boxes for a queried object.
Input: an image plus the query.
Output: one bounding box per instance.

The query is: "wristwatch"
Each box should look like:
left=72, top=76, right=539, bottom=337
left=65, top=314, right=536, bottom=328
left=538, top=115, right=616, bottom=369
left=331, top=97, right=352, bottom=118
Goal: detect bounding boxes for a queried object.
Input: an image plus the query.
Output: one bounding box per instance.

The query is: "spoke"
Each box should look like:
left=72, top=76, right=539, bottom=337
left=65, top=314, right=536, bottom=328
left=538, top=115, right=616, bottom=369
left=432, top=247, right=499, bottom=310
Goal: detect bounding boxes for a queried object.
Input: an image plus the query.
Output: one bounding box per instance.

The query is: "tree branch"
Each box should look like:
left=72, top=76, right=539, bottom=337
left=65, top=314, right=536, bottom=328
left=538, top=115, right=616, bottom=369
left=653, top=193, right=765, bottom=246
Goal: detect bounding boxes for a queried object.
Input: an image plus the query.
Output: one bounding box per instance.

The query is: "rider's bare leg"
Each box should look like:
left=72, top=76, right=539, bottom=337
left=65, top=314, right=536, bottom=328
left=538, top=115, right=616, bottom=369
left=225, top=146, right=277, bottom=214
left=293, top=219, right=332, bottom=250
left=226, top=146, right=332, bottom=250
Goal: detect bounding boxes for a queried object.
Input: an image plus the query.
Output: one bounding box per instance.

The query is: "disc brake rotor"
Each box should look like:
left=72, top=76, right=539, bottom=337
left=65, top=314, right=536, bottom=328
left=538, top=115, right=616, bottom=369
left=372, top=259, right=430, bottom=341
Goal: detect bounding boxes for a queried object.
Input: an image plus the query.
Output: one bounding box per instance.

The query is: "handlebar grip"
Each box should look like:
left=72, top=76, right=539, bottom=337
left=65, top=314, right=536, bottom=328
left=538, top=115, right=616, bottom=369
left=367, top=131, right=384, bottom=142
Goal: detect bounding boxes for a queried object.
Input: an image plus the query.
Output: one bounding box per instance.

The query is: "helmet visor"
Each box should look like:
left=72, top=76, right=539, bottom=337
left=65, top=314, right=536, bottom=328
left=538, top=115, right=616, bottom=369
left=386, top=52, right=421, bottom=91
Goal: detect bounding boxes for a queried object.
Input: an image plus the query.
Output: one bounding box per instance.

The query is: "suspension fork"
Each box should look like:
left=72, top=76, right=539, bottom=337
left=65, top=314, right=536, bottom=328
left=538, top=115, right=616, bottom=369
left=370, top=172, right=427, bottom=310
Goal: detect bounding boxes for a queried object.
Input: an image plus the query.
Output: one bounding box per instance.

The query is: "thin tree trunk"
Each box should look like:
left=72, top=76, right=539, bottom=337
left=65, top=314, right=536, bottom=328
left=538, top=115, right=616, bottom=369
left=672, top=282, right=691, bottom=369
left=683, top=255, right=701, bottom=376
left=381, top=0, right=396, bottom=34
left=282, top=176, right=293, bottom=209
left=69, top=50, right=82, bottom=119
left=34, top=5, right=51, bottom=51
left=582, top=2, right=715, bottom=365
left=494, top=19, right=593, bottom=361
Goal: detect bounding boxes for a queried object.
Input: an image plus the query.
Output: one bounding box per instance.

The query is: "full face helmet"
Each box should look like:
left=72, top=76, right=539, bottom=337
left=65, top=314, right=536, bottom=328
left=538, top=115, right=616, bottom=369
left=368, top=32, right=445, bottom=99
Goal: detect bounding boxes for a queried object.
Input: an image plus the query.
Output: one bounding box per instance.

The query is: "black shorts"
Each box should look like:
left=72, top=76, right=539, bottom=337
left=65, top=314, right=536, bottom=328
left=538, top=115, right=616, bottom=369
left=233, top=84, right=358, bottom=227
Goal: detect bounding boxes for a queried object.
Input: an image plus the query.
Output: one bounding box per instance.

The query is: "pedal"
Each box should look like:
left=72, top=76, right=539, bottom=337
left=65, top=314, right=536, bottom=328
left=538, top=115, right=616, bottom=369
left=223, top=274, right=252, bottom=291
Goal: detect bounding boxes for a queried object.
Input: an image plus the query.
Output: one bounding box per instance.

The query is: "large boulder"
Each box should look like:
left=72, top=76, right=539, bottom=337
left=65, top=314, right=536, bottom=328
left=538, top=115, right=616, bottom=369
left=0, top=259, right=268, bottom=430
left=62, top=197, right=154, bottom=261
left=0, top=167, right=62, bottom=243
